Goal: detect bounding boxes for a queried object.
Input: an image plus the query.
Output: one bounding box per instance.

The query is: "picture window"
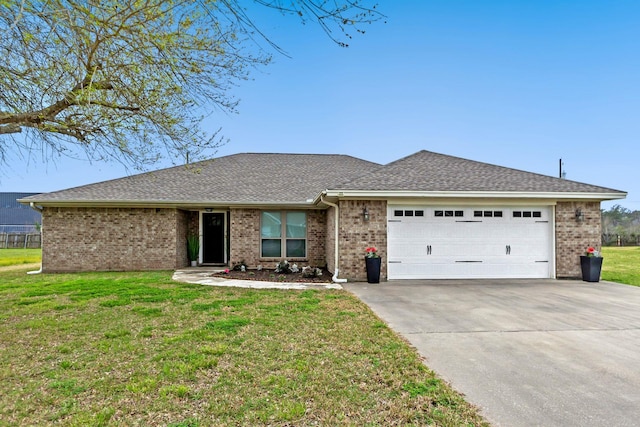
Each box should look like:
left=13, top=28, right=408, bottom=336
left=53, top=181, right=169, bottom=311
left=261, top=211, right=306, bottom=258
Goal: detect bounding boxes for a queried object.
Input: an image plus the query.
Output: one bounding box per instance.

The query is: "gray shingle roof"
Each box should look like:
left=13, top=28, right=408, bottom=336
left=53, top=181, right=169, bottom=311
left=21, top=153, right=381, bottom=205
left=20, top=151, right=625, bottom=206
left=334, top=150, right=625, bottom=194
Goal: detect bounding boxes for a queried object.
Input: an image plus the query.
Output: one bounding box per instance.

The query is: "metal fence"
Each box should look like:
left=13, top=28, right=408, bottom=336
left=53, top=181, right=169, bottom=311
left=0, top=233, right=42, bottom=249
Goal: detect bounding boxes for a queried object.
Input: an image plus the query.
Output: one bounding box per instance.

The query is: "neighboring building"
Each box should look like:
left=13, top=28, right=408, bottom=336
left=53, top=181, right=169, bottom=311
left=19, top=151, right=626, bottom=280
left=0, top=192, right=41, bottom=233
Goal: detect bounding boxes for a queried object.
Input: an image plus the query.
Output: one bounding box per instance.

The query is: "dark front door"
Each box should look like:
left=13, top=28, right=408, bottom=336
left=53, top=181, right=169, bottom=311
left=202, top=212, right=225, bottom=264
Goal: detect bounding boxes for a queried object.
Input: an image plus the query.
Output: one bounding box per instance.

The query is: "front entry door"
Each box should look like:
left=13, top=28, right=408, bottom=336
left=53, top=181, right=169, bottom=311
left=202, top=212, right=226, bottom=264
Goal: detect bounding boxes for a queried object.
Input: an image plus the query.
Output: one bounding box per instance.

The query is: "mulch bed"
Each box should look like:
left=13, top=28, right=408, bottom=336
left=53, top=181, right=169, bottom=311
left=212, top=268, right=333, bottom=283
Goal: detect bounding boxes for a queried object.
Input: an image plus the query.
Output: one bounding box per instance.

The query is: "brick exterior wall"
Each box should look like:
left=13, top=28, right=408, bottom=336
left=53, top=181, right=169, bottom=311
left=176, top=209, right=191, bottom=267
left=337, top=200, right=387, bottom=281
left=41, top=200, right=598, bottom=280
left=306, top=210, right=327, bottom=267
left=555, top=201, right=602, bottom=279
left=228, top=208, right=327, bottom=269
left=42, top=207, right=190, bottom=272
left=229, top=208, right=261, bottom=268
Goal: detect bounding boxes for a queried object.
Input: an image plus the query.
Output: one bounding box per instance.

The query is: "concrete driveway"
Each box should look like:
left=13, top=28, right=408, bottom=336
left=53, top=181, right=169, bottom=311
left=344, top=279, right=640, bottom=427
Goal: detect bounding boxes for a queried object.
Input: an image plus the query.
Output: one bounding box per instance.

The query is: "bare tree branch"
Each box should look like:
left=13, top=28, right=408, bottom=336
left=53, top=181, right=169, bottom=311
left=0, top=0, right=384, bottom=169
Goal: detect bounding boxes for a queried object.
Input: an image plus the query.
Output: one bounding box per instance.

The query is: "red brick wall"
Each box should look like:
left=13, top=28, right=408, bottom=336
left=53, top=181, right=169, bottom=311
left=337, top=200, right=387, bottom=281
left=42, top=207, right=189, bottom=272
left=555, top=201, right=602, bottom=278
left=228, top=208, right=327, bottom=269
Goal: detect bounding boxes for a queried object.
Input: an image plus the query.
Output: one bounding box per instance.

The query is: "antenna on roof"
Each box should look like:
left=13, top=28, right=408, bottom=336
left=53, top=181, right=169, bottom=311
left=559, top=158, right=566, bottom=179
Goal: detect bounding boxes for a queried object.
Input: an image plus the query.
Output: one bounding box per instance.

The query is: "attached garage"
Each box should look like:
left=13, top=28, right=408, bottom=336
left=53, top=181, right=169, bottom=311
left=387, top=205, right=554, bottom=279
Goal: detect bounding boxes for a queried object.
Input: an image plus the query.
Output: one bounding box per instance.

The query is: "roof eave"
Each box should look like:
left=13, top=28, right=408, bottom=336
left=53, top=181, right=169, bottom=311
left=17, top=199, right=318, bottom=209
left=323, top=190, right=627, bottom=201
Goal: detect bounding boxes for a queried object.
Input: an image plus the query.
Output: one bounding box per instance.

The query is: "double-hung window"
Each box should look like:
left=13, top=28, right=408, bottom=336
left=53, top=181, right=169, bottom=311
left=261, top=211, right=307, bottom=258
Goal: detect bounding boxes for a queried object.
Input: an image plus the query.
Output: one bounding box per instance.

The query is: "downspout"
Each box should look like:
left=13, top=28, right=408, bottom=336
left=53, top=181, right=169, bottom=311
left=27, top=202, right=43, bottom=275
left=320, top=194, right=347, bottom=283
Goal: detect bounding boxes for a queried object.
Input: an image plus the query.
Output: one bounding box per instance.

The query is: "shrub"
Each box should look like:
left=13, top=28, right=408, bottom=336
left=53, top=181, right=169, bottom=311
left=232, top=260, right=247, bottom=271
left=275, top=260, right=292, bottom=274
left=302, top=266, right=323, bottom=278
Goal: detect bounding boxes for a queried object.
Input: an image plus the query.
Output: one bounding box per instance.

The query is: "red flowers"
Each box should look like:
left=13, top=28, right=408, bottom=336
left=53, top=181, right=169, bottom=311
left=585, top=247, right=600, bottom=257
left=365, top=247, right=379, bottom=258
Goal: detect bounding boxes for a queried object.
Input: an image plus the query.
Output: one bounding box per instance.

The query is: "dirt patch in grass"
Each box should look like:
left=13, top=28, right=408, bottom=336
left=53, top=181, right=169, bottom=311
left=0, top=262, right=40, bottom=272
left=213, top=268, right=333, bottom=284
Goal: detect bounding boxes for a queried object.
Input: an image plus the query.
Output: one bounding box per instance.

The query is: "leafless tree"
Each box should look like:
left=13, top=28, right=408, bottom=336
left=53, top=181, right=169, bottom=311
left=0, top=0, right=382, bottom=168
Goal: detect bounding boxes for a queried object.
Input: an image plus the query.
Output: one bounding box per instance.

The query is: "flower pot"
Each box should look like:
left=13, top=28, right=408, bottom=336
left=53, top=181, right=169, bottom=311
left=580, top=256, right=603, bottom=282
left=365, top=257, right=381, bottom=283
left=190, top=260, right=197, bottom=267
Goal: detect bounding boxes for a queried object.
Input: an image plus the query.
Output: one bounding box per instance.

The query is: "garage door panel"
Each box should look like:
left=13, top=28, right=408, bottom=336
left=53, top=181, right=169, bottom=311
left=387, top=206, right=553, bottom=279
left=389, top=260, right=551, bottom=279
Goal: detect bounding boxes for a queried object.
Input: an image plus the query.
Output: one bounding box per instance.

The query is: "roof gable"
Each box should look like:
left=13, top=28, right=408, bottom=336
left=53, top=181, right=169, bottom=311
left=21, top=153, right=381, bottom=205
left=333, top=150, right=625, bottom=194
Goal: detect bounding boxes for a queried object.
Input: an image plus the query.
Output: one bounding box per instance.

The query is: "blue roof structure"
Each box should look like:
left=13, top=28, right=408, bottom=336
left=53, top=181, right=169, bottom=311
left=0, top=192, right=41, bottom=232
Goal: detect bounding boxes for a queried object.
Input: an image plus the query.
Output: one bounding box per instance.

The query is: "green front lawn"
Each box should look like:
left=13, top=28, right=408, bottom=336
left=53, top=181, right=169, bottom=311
left=601, top=246, right=640, bottom=286
left=2, top=245, right=636, bottom=424
left=0, top=248, right=42, bottom=266
left=0, top=267, right=487, bottom=426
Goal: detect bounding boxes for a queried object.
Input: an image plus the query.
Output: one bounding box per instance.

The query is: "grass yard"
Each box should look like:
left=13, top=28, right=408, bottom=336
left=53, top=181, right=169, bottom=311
left=2, top=246, right=635, bottom=425
left=601, top=246, right=640, bottom=286
left=0, top=248, right=42, bottom=266
left=0, top=264, right=487, bottom=426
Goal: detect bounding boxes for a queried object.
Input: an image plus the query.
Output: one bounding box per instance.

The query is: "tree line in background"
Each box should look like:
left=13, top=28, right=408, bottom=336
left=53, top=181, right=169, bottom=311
left=602, top=205, right=640, bottom=246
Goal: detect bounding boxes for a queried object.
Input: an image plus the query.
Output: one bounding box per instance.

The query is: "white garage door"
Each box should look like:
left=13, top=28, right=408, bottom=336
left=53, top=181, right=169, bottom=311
left=387, top=206, right=554, bottom=279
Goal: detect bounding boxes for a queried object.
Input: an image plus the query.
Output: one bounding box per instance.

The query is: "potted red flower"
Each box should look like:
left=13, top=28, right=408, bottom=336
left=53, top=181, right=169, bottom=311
left=580, top=246, right=603, bottom=282
left=364, top=246, right=381, bottom=283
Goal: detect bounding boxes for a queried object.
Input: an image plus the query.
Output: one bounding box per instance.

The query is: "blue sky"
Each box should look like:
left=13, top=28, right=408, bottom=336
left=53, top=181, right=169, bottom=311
left=1, top=1, right=636, bottom=209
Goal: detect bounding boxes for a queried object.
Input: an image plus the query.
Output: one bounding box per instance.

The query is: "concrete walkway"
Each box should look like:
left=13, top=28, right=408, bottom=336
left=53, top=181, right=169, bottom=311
left=172, top=267, right=343, bottom=290
left=344, top=279, right=640, bottom=427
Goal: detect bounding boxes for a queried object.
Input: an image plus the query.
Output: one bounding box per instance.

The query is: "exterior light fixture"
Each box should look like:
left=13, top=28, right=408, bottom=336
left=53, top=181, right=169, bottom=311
left=363, top=207, right=370, bottom=221
left=575, top=208, right=584, bottom=222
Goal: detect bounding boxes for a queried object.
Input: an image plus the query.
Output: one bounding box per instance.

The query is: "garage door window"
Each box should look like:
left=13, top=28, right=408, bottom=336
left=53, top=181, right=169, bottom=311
left=435, top=210, right=464, bottom=217
left=474, top=210, right=503, bottom=217
left=394, top=210, right=424, bottom=217
left=513, top=211, right=541, bottom=218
